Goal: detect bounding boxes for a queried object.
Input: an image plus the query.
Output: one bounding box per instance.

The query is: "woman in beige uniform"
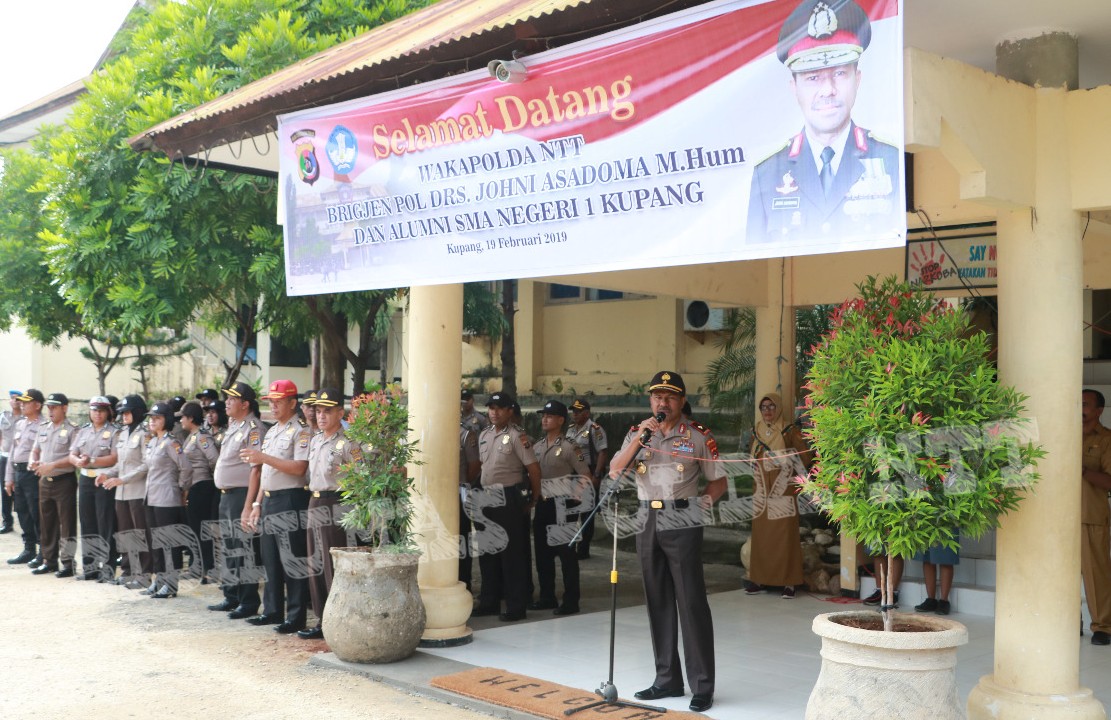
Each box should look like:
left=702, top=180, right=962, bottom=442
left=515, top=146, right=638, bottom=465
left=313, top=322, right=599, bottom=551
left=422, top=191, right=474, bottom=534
left=143, top=402, right=193, bottom=598
left=100, top=395, right=152, bottom=588
left=69, top=396, right=119, bottom=581
left=180, top=401, right=220, bottom=583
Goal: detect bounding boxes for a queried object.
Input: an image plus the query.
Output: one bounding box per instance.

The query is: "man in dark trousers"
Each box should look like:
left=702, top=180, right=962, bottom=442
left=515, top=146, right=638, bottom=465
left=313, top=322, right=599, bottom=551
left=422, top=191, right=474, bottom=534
left=610, top=371, right=726, bottom=713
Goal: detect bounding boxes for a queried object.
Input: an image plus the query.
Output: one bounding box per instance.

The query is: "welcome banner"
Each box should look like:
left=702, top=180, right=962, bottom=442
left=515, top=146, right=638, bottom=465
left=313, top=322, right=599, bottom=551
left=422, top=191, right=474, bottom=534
left=277, top=0, right=904, bottom=295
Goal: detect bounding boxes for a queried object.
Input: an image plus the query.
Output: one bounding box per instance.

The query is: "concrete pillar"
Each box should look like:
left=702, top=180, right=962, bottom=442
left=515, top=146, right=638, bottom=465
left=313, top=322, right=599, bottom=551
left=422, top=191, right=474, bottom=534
left=407, top=283, right=473, bottom=647
left=515, top=280, right=541, bottom=395
left=753, top=258, right=796, bottom=415
left=966, top=88, right=1102, bottom=719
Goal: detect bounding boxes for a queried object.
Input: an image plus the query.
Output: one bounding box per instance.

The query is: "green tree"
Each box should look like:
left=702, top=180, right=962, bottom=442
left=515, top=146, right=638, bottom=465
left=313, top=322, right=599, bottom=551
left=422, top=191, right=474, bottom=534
left=33, top=0, right=429, bottom=388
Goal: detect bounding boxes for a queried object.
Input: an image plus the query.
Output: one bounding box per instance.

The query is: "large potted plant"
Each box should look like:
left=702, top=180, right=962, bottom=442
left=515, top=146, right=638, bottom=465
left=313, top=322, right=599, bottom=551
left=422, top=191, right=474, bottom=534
left=323, top=384, right=426, bottom=664
left=797, top=276, right=1043, bottom=720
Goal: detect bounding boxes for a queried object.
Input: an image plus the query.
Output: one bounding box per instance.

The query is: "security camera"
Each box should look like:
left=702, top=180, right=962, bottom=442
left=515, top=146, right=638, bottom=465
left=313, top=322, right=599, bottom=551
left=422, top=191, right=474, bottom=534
left=487, top=59, right=527, bottom=83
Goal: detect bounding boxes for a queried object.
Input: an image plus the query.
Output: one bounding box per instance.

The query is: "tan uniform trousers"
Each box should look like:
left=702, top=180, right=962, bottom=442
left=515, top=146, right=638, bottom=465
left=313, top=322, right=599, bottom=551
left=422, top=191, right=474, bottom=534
left=1082, top=522, right=1111, bottom=634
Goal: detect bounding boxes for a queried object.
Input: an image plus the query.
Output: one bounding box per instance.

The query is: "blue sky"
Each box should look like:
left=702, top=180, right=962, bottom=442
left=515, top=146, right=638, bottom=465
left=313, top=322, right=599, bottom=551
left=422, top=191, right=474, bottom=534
left=4, top=1, right=136, bottom=118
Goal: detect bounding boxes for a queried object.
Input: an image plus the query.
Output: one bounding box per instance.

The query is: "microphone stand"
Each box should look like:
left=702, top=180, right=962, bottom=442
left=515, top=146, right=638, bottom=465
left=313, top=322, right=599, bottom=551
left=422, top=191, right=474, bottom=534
left=565, top=437, right=666, bottom=716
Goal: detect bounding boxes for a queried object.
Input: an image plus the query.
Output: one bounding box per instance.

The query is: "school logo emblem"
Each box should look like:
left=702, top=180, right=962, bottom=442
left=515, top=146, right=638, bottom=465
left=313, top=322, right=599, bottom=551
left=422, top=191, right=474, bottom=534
left=290, top=129, right=320, bottom=185
left=326, top=125, right=358, bottom=176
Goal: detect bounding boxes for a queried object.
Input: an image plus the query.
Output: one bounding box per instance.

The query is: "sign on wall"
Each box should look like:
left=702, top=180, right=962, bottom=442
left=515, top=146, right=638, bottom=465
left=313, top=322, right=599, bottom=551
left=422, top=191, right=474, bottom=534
left=905, top=225, right=998, bottom=291
left=278, top=0, right=905, bottom=295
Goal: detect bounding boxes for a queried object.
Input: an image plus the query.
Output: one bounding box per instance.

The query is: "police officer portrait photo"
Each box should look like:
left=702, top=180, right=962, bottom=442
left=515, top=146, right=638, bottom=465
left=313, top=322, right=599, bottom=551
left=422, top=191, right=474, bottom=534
left=746, top=0, right=903, bottom=246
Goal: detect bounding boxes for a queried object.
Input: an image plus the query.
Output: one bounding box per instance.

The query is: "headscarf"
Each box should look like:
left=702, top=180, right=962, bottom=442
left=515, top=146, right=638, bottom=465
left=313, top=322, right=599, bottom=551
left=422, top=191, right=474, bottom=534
left=753, top=392, right=788, bottom=455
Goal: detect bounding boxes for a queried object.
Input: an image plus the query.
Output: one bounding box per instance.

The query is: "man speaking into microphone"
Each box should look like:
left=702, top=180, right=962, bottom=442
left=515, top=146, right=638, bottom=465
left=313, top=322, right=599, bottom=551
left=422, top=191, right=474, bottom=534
left=609, top=371, right=726, bottom=713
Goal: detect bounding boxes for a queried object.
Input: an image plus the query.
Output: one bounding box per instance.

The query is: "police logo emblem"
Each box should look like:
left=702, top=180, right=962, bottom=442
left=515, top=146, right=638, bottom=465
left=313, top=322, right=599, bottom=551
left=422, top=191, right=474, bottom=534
left=290, top=129, right=320, bottom=186
left=808, top=2, right=838, bottom=39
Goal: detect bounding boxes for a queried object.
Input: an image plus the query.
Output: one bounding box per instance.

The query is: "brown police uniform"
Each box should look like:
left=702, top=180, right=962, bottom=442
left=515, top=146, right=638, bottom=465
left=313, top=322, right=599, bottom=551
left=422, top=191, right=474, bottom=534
left=213, top=414, right=264, bottom=611
left=33, top=418, right=78, bottom=571
left=1082, top=423, right=1111, bottom=634
left=71, top=422, right=120, bottom=577
left=258, top=416, right=312, bottom=627
left=532, top=434, right=591, bottom=610
left=305, top=429, right=362, bottom=630
left=620, top=417, right=723, bottom=697
left=476, top=423, right=536, bottom=616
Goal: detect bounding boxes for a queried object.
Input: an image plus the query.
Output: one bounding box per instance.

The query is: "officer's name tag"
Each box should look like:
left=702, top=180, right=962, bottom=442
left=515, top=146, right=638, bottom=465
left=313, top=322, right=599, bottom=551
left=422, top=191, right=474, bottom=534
left=772, top=197, right=800, bottom=210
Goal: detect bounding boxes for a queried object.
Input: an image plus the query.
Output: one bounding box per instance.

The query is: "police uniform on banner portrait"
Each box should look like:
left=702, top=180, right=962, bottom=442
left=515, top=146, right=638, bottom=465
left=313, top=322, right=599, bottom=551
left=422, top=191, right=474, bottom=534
left=532, top=400, right=592, bottom=615
left=245, top=380, right=313, bottom=634
left=210, top=381, right=265, bottom=619
left=30, top=393, right=79, bottom=577
left=68, top=396, right=120, bottom=581
left=747, top=0, right=900, bottom=244
left=300, top=387, right=361, bottom=640
left=610, top=371, right=726, bottom=714
left=5, top=390, right=45, bottom=566
left=473, top=392, right=541, bottom=622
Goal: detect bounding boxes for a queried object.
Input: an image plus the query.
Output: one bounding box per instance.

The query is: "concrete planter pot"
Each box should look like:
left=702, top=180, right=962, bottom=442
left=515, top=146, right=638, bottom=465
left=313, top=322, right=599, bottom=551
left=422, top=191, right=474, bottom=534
left=323, top=548, right=426, bottom=664
left=806, top=611, right=968, bottom=720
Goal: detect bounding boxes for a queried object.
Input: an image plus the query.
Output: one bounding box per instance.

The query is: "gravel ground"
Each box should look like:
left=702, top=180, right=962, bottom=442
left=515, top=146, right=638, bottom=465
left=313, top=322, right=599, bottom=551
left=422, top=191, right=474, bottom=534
left=0, top=530, right=489, bottom=720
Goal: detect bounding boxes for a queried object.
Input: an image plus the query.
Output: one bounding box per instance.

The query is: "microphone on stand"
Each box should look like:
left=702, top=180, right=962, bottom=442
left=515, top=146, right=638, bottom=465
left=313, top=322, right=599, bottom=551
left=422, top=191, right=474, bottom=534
left=639, top=412, right=667, bottom=445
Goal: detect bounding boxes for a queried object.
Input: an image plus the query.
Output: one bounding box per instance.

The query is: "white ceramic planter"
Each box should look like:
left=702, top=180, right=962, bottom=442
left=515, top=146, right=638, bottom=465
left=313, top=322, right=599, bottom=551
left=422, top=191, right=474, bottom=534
left=806, top=611, right=968, bottom=720
left=322, top=548, right=426, bottom=664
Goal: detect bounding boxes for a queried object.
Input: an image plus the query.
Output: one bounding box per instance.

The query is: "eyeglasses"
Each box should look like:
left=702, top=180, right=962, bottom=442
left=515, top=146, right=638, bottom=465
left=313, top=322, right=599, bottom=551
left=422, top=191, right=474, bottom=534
left=759, top=403, right=776, bottom=410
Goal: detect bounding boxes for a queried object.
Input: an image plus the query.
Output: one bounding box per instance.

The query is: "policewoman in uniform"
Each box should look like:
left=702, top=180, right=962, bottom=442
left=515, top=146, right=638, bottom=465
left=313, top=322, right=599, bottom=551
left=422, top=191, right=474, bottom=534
left=299, top=387, right=360, bottom=640
left=242, top=380, right=312, bottom=634
left=5, top=389, right=44, bottom=566
left=0, top=389, right=21, bottom=534
left=473, top=392, right=541, bottom=622
left=143, top=402, right=193, bottom=598
left=531, top=400, right=591, bottom=615
left=746, top=0, right=900, bottom=245
left=101, top=395, right=152, bottom=585
left=611, top=372, right=726, bottom=714
left=209, top=382, right=264, bottom=619
left=69, top=396, right=119, bottom=581
left=204, top=399, right=228, bottom=439
left=180, top=401, right=220, bottom=582
left=566, top=398, right=609, bottom=559
left=30, top=393, right=79, bottom=577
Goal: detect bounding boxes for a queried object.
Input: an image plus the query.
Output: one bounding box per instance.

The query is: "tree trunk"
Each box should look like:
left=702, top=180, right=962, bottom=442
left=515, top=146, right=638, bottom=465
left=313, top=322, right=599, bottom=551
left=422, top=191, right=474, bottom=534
left=320, top=324, right=347, bottom=388
left=500, top=280, right=517, bottom=397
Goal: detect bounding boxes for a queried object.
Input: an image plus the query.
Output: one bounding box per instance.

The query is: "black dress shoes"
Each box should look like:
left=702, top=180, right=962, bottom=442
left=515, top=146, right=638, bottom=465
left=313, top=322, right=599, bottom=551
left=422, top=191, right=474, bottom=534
left=553, top=605, right=580, bottom=616
left=55, top=567, right=75, bottom=579
left=30, top=563, right=58, bottom=575
left=498, top=611, right=526, bottom=622
left=207, top=599, right=237, bottom=612
left=297, top=627, right=324, bottom=640
left=275, top=621, right=305, bottom=634
left=28, top=554, right=43, bottom=568
left=227, top=606, right=259, bottom=620
left=150, top=585, right=177, bottom=599
left=0, top=524, right=13, bottom=534
left=1092, top=631, right=1110, bottom=646
left=246, top=613, right=283, bottom=626
left=689, top=694, right=713, bottom=712
left=75, top=571, right=100, bottom=581
left=7, top=549, right=35, bottom=565
left=634, top=685, right=684, bottom=701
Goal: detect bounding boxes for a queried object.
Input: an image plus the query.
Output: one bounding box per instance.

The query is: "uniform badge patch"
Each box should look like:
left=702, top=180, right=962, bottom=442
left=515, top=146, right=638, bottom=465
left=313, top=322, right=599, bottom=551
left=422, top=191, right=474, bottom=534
left=674, top=439, right=695, bottom=454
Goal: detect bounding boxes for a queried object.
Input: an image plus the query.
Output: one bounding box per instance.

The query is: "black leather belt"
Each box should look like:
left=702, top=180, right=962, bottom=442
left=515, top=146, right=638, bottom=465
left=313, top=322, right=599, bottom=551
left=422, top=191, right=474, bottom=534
left=44, top=472, right=76, bottom=483
left=263, top=488, right=308, bottom=497
left=312, top=490, right=340, bottom=498
left=640, top=499, right=690, bottom=509
left=13, top=462, right=28, bottom=471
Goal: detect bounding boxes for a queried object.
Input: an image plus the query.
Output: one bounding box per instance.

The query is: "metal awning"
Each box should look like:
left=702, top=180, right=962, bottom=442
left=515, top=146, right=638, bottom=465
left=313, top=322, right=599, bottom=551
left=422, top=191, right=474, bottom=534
left=130, top=0, right=713, bottom=167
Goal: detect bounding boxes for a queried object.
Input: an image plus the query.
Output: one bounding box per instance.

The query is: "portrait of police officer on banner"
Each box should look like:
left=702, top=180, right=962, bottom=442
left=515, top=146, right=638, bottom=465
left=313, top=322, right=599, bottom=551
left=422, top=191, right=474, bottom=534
left=747, top=0, right=900, bottom=244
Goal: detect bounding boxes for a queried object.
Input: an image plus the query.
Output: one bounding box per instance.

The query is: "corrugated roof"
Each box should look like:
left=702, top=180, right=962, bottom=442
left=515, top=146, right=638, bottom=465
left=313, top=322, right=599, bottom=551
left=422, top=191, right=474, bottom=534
left=131, top=0, right=711, bottom=158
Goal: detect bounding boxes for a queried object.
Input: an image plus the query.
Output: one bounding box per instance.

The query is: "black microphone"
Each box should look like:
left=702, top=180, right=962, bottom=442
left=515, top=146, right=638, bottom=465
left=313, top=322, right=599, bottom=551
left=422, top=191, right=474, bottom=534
left=639, top=412, right=667, bottom=445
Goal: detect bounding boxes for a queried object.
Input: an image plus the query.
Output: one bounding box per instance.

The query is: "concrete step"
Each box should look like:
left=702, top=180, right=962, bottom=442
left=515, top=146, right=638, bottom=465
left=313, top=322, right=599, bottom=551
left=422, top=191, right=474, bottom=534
left=860, top=577, right=997, bottom=617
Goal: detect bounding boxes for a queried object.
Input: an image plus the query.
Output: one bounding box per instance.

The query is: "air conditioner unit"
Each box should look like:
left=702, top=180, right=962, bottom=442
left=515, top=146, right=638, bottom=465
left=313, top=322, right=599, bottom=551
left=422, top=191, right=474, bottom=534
left=683, top=300, right=726, bottom=331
